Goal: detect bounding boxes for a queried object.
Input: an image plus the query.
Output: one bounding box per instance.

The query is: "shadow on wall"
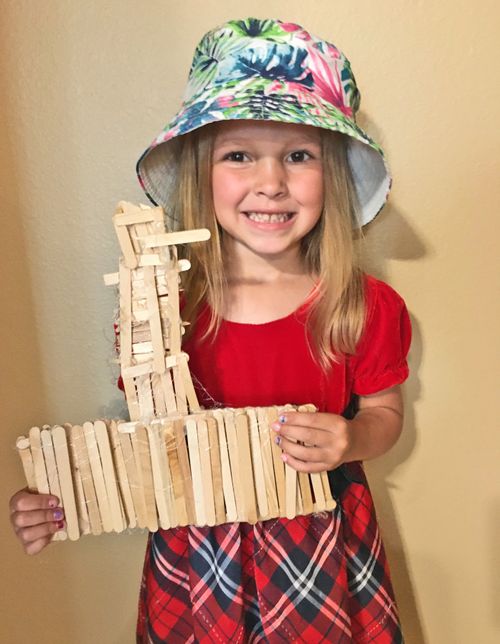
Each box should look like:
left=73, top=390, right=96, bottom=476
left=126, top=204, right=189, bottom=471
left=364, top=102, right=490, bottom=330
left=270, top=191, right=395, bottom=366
left=355, top=111, right=430, bottom=642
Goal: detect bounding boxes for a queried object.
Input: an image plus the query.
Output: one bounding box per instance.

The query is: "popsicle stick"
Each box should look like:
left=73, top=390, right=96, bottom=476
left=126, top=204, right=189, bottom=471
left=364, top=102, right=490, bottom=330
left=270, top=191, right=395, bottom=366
left=257, top=408, right=279, bottom=518
left=144, top=265, right=166, bottom=374
left=147, top=423, right=171, bottom=529
left=161, top=424, right=183, bottom=525
left=119, top=428, right=147, bottom=529
left=172, top=418, right=193, bottom=524
left=293, top=406, right=314, bottom=516
left=121, top=362, right=152, bottom=379
left=64, top=424, right=90, bottom=535
left=186, top=418, right=205, bottom=526
left=113, top=217, right=138, bottom=268
left=178, top=353, right=200, bottom=412
left=40, top=428, right=67, bottom=540
left=166, top=270, right=182, bottom=354
left=266, top=407, right=286, bottom=517
left=134, top=424, right=158, bottom=531
left=114, top=208, right=163, bottom=227
left=29, top=427, right=49, bottom=494
left=197, top=418, right=216, bottom=526
left=211, top=410, right=237, bottom=523
left=235, top=412, right=258, bottom=524
left=83, top=421, right=113, bottom=533
left=310, top=470, right=326, bottom=512
left=131, top=341, right=154, bottom=354
left=94, top=420, right=125, bottom=533
left=206, top=416, right=225, bottom=525
left=156, top=421, right=177, bottom=526
left=16, top=436, right=37, bottom=491
left=142, top=228, right=211, bottom=248
left=122, top=377, right=140, bottom=422
left=172, top=365, right=187, bottom=415
left=321, top=471, right=337, bottom=511
left=119, top=261, right=133, bottom=369
left=150, top=372, right=167, bottom=417
left=137, top=254, right=163, bottom=267
left=108, top=421, right=136, bottom=528
left=52, top=425, right=80, bottom=541
left=103, top=272, right=119, bottom=286
left=71, top=425, right=102, bottom=535
left=247, top=408, right=269, bottom=519
left=160, top=370, right=178, bottom=415
left=137, top=374, right=155, bottom=419
left=224, top=411, right=246, bottom=522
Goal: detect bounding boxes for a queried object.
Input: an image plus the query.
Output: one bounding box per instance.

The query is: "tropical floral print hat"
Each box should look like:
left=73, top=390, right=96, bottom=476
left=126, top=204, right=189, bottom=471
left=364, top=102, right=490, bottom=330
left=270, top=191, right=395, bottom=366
left=137, top=18, right=391, bottom=227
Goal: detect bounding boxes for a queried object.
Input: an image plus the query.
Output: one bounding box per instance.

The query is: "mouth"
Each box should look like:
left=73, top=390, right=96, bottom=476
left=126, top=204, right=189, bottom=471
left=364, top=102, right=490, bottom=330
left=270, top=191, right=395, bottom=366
left=244, top=212, right=295, bottom=223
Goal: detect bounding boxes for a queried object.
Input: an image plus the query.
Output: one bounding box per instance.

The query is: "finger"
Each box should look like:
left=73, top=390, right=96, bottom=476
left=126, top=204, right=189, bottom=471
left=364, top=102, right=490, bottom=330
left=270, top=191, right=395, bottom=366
left=277, top=436, right=325, bottom=462
left=10, top=489, right=60, bottom=514
left=274, top=423, right=329, bottom=447
left=16, top=520, right=63, bottom=546
left=281, top=451, right=332, bottom=474
left=24, top=535, right=55, bottom=556
left=277, top=411, right=336, bottom=431
left=11, top=507, right=65, bottom=531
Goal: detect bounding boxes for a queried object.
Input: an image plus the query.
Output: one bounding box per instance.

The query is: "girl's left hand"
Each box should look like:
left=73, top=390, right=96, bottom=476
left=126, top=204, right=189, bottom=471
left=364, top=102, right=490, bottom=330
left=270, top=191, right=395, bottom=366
left=271, top=412, right=352, bottom=473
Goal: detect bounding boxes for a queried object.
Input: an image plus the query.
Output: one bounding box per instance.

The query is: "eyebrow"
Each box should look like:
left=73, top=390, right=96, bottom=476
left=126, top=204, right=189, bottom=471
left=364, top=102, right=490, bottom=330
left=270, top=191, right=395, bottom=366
left=213, top=135, right=322, bottom=146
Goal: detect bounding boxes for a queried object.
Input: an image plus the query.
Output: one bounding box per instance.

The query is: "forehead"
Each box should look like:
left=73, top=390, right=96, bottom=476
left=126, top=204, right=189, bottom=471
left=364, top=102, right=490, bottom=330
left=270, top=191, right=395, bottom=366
left=213, top=120, right=322, bottom=145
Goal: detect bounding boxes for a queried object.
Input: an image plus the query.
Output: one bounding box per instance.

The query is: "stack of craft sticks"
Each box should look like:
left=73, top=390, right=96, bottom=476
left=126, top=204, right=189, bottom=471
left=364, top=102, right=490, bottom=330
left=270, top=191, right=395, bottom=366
left=16, top=202, right=336, bottom=541
left=16, top=407, right=336, bottom=540
left=103, top=201, right=208, bottom=420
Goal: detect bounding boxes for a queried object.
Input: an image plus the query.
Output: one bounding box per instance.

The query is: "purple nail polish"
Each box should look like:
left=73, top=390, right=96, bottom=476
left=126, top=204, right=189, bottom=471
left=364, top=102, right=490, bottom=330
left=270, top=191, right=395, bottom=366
left=53, top=508, right=64, bottom=521
left=279, top=415, right=286, bottom=424
left=275, top=436, right=281, bottom=446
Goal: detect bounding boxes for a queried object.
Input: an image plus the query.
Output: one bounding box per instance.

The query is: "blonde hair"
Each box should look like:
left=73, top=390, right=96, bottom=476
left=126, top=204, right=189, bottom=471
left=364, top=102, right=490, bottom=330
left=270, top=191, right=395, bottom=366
left=173, top=124, right=366, bottom=369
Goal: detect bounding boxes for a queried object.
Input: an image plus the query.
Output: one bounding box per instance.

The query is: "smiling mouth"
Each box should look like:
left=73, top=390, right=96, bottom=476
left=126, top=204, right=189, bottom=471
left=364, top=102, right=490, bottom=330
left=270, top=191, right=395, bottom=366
left=244, top=212, right=294, bottom=223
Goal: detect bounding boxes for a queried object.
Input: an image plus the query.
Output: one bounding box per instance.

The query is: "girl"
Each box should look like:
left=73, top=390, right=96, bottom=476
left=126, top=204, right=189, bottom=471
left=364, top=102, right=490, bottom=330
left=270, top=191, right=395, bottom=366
left=10, top=18, right=411, bottom=643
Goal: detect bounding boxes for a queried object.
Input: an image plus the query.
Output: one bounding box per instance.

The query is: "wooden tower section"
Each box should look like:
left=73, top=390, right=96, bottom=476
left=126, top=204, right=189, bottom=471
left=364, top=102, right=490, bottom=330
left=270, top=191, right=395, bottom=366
left=15, top=202, right=336, bottom=541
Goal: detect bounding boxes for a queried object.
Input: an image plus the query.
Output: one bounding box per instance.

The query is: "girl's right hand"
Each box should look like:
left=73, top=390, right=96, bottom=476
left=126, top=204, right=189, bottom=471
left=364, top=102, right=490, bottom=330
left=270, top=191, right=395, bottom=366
left=9, top=489, right=65, bottom=555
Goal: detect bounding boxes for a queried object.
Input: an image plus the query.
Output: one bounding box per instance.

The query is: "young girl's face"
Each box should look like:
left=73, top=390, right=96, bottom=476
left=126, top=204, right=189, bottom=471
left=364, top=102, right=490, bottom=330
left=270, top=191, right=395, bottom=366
left=211, top=120, right=324, bottom=264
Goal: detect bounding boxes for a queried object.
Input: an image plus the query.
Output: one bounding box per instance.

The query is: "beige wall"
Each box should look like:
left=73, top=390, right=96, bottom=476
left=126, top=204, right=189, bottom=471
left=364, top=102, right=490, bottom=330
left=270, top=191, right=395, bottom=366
left=1, top=1, right=498, bottom=642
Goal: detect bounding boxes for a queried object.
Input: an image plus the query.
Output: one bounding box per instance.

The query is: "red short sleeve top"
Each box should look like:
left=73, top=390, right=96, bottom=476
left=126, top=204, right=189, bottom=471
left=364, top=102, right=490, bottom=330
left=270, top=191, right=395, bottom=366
left=183, top=275, right=411, bottom=414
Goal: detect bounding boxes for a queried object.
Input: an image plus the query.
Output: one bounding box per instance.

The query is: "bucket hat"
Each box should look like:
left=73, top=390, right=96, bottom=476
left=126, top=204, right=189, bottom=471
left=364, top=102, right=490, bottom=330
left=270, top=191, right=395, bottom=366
left=137, top=18, right=391, bottom=227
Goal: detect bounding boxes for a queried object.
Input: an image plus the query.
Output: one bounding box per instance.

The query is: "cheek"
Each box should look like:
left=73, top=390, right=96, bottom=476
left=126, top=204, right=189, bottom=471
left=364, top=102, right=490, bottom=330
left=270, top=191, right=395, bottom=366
left=296, top=172, right=324, bottom=210
left=212, top=168, right=243, bottom=203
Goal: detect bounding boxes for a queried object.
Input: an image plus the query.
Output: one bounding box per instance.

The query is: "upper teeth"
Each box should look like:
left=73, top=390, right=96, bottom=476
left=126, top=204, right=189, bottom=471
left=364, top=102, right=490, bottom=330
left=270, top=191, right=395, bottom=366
left=247, top=212, right=290, bottom=223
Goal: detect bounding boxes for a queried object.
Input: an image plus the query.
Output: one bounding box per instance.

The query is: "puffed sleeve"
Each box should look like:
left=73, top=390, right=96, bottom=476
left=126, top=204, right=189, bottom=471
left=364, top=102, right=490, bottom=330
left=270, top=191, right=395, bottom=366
left=350, top=276, right=412, bottom=396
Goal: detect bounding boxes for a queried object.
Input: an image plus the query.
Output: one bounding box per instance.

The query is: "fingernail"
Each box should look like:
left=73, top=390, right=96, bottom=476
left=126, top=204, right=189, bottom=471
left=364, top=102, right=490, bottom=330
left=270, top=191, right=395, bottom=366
left=271, top=422, right=281, bottom=432
left=281, top=453, right=288, bottom=463
left=275, top=436, right=281, bottom=446
left=48, top=499, right=57, bottom=508
left=53, top=508, right=64, bottom=521
left=279, top=415, right=287, bottom=424
left=56, top=521, right=65, bottom=530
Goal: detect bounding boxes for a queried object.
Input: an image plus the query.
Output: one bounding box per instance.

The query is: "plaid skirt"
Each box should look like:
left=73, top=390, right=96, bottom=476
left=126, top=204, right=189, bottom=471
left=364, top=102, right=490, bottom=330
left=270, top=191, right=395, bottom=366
left=136, top=463, right=403, bottom=643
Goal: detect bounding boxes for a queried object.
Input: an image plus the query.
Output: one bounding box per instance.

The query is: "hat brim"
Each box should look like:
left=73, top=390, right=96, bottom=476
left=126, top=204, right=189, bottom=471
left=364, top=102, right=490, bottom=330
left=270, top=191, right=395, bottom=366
left=137, top=83, right=391, bottom=227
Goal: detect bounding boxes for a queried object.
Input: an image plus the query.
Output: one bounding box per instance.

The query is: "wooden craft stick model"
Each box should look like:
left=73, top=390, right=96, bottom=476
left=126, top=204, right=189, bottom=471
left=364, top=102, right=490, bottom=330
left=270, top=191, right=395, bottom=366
left=16, top=202, right=336, bottom=541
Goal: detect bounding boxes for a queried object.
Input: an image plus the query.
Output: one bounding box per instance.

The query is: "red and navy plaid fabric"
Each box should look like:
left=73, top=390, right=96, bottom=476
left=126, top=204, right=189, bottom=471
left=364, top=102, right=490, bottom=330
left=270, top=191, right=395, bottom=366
left=136, top=463, right=403, bottom=643
left=134, top=278, right=410, bottom=641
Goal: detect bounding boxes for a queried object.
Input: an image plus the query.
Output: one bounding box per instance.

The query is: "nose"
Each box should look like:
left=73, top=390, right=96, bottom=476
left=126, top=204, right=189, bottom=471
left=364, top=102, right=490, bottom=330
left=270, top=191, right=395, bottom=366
left=253, top=158, right=288, bottom=199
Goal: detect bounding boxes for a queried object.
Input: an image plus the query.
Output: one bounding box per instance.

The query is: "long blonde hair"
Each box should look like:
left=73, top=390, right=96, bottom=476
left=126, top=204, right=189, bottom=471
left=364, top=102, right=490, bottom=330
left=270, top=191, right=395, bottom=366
left=173, top=123, right=366, bottom=369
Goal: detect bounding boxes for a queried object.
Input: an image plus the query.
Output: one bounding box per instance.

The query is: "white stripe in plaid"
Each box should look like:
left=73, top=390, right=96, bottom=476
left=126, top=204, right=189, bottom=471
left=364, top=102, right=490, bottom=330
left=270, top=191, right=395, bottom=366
left=190, top=524, right=261, bottom=618
left=256, top=509, right=352, bottom=639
